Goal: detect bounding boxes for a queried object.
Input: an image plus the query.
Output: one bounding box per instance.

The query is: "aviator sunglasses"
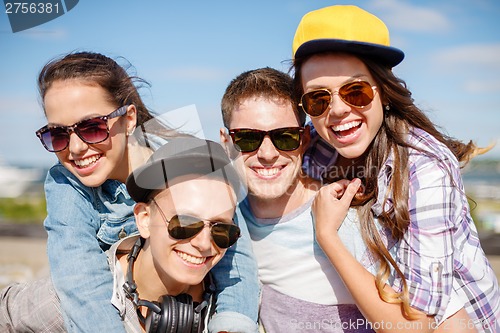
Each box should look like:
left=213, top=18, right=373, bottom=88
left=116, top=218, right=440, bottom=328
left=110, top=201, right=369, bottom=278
left=152, top=199, right=241, bottom=249
left=229, top=127, right=304, bottom=153
left=299, top=80, right=377, bottom=117
left=35, top=105, right=128, bottom=152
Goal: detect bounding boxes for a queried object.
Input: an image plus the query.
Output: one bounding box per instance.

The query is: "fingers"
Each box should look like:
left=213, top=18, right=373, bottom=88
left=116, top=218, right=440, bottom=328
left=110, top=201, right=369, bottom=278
left=327, top=181, right=346, bottom=199
left=339, top=179, right=361, bottom=205
left=312, top=179, right=362, bottom=234
left=324, top=178, right=361, bottom=199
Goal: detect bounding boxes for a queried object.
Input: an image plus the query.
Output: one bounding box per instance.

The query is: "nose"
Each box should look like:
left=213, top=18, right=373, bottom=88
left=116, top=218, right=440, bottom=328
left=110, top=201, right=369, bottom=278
left=190, top=223, right=214, bottom=253
left=328, top=93, right=351, bottom=118
left=68, top=132, right=89, bottom=154
left=256, top=135, right=280, bottom=161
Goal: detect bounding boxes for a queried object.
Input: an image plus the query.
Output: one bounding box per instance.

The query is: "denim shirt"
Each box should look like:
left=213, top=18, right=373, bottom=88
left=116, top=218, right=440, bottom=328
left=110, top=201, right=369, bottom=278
left=44, top=163, right=259, bottom=333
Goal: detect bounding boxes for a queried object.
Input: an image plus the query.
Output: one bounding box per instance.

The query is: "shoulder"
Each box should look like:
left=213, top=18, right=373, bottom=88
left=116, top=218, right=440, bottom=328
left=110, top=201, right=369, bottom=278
left=407, top=128, right=457, bottom=163
left=405, top=128, right=460, bottom=174
left=404, top=129, right=466, bottom=199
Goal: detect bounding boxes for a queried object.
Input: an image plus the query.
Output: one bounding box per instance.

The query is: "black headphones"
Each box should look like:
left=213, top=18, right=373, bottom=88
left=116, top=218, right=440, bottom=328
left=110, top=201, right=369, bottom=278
left=123, top=238, right=215, bottom=333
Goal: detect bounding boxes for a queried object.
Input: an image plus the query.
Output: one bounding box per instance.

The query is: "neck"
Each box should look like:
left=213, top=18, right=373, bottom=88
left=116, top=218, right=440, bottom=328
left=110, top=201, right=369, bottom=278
left=118, top=136, right=153, bottom=183
left=248, top=174, right=320, bottom=219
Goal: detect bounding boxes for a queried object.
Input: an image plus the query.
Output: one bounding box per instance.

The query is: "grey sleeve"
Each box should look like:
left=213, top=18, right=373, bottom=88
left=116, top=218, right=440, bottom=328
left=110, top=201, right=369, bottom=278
left=0, top=277, right=66, bottom=333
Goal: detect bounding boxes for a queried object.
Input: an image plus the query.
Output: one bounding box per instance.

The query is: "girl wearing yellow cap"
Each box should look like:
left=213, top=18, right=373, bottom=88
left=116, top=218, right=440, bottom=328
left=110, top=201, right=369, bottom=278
left=293, top=5, right=499, bottom=332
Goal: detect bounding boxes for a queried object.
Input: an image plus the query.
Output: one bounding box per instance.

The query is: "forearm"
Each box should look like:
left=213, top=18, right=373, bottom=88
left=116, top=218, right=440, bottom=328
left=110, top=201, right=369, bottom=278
left=318, top=232, right=434, bottom=333
left=44, top=167, right=127, bottom=333
left=47, top=228, right=127, bottom=333
left=209, top=209, right=260, bottom=333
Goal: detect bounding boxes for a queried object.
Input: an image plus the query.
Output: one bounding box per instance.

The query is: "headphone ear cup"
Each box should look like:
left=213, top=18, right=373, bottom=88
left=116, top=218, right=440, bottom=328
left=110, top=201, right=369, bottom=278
left=162, top=295, right=179, bottom=333
left=144, top=301, right=162, bottom=333
left=191, top=306, right=202, bottom=333
left=143, top=293, right=203, bottom=333
left=175, top=294, right=194, bottom=333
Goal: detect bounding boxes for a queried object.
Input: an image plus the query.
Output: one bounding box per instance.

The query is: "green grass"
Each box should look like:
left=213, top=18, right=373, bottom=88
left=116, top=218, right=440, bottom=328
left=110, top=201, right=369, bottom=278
left=0, top=196, right=46, bottom=224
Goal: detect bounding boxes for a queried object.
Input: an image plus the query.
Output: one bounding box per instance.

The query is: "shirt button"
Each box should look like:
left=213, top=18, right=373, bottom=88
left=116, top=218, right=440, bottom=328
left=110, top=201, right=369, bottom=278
left=118, top=228, right=127, bottom=239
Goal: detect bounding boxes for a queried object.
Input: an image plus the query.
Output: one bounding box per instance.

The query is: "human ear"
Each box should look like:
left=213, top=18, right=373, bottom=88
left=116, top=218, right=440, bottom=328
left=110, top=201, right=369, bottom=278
left=134, top=202, right=151, bottom=239
left=125, top=104, right=138, bottom=136
left=220, top=128, right=230, bottom=152
left=220, top=127, right=240, bottom=159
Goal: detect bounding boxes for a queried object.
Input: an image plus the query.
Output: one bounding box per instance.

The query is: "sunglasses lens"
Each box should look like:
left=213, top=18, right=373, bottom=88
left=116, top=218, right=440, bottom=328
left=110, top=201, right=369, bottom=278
left=41, top=128, right=69, bottom=152
left=339, top=81, right=374, bottom=108
left=301, top=82, right=375, bottom=116
left=167, top=215, right=240, bottom=249
left=37, top=117, right=110, bottom=153
left=76, top=118, right=109, bottom=143
left=211, top=224, right=240, bottom=249
left=168, top=215, right=205, bottom=240
left=301, top=90, right=331, bottom=117
left=271, top=128, right=301, bottom=151
left=232, top=130, right=263, bottom=152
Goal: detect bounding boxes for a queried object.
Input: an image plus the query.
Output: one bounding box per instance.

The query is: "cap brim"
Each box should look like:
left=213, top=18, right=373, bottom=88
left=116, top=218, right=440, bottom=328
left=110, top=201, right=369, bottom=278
left=126, top=149, right=243, bottom=203
left=295, top=39, right=404, bottom=67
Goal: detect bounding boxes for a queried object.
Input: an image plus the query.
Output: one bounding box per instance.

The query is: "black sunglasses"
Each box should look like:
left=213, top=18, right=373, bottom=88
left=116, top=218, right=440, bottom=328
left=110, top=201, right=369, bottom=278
left=152, top=199, right=240, bottom=249
left=299, top=80, right=377, bottom=117
left=228, top=127, right=304, bottom=153
left=35, top=105, right=128, bottom=152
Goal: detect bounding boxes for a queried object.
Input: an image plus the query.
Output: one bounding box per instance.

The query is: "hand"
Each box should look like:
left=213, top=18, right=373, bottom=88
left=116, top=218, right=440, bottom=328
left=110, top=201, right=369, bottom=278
left=312, top=178, right=361, bottom=244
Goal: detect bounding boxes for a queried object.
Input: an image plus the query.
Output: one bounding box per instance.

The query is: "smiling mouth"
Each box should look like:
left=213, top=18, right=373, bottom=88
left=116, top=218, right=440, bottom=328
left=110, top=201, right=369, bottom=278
left=74, top=154, right=102, bottom=168
left=175, top=250, right=209, bottom=265
left=331, top=120, right=362, bottom=138
left=253, top=167, right=282, bottom=177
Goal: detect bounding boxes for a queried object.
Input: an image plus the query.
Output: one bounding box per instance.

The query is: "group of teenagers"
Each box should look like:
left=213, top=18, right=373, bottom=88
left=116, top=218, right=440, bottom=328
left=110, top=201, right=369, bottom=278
left=1, top=5, right=499, bottom=333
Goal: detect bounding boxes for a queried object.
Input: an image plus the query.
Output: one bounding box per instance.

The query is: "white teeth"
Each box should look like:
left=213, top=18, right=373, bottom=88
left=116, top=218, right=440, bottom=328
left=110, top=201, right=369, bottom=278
left=176, top=251, right=206, bottom=265
left=255, top=168, right=280, bottom=177
left=74, top=155, right=101, bottom=168
left=332, top=120, right=361, bottom=132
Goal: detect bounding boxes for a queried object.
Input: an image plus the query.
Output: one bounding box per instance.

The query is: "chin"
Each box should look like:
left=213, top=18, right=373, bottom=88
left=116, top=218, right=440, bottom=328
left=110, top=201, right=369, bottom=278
left=76, top=173, right=108, bottom=188
left=337, top=144, right=369, bottom=160
left=250, top=186, right=288, bottom=201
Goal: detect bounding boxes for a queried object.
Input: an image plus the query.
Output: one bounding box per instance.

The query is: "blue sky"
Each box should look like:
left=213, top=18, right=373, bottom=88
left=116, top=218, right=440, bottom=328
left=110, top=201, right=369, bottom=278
left=1, top=0, right=500, bottom=167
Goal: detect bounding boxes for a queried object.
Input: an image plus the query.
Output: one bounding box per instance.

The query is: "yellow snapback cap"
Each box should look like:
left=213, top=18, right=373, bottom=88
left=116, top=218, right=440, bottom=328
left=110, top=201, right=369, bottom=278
left=293, top=5, right=404, bottom=67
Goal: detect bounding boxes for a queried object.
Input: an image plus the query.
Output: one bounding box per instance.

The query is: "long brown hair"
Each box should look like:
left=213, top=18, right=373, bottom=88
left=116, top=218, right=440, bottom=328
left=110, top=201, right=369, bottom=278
left=293, top=52, right=485, bottom=318
left=38, top=51, right=179, bottom=141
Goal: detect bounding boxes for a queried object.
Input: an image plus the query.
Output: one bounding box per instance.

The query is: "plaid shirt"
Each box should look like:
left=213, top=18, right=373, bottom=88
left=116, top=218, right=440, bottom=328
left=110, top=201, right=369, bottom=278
left=303, top=124, right=500, bottom=332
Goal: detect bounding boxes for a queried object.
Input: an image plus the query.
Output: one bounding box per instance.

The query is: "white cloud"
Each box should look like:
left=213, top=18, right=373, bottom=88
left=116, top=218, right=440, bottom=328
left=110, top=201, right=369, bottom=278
left=370, top=0, right=451, bottom=33
left=434, top=44, right=500, bottom=69
left=463, top=80, right=500, bottom=94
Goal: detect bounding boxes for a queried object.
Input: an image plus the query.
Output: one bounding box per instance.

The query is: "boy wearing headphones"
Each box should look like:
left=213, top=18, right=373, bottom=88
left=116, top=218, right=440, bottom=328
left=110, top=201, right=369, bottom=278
left=1, top=137, right=244, bottom=333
